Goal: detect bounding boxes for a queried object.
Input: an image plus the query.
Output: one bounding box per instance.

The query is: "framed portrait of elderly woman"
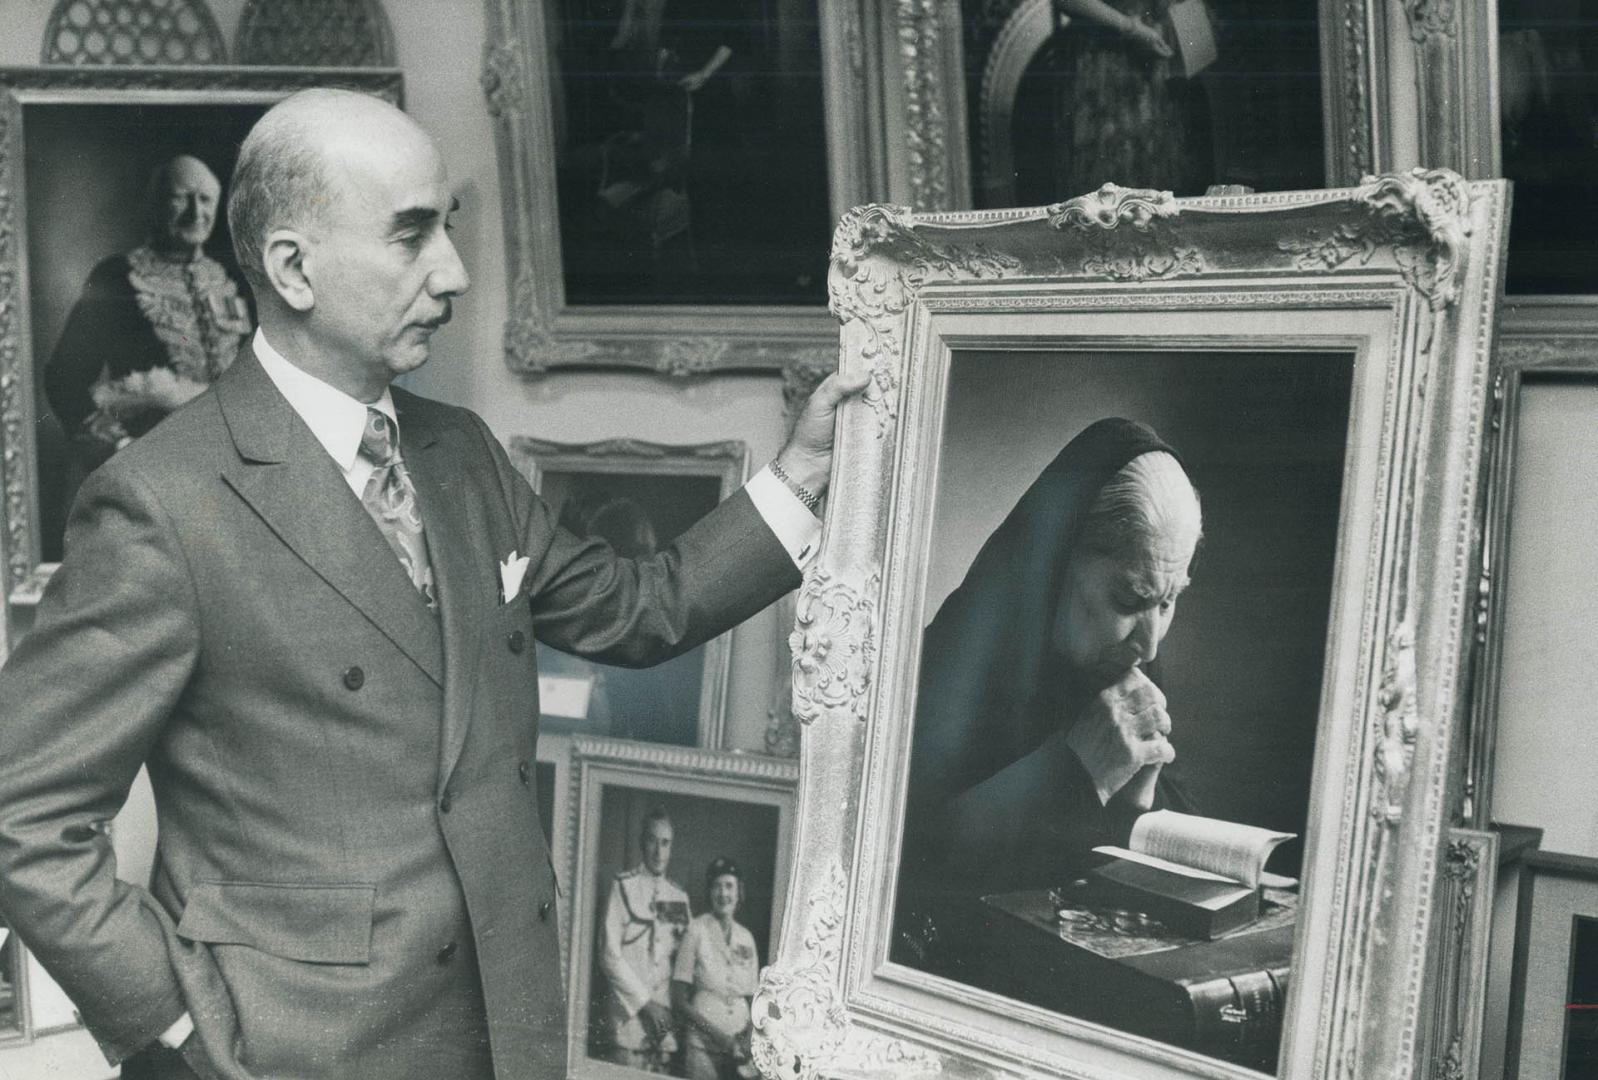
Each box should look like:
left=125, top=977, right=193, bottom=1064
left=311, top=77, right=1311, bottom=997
left=0, top=66, right=402, bottom=656
left=561, top=738, right=798, bottom=1080
left=510, top=437, right=749, bottom=750
left=753, top=174, right=1509, bottom=1080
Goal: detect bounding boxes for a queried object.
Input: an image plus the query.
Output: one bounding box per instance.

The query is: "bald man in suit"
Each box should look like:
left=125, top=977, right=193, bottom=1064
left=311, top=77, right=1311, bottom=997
left=0, top=89, right=860, bottom=1080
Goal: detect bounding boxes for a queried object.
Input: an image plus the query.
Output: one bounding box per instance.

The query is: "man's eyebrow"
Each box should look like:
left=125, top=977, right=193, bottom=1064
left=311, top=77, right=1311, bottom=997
left=388, top=198, right=460, bottom=233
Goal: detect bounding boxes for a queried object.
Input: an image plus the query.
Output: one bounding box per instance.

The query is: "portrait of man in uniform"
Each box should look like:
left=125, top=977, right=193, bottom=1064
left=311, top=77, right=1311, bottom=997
left=45, top=153, right=253, bottom=471
left=597, top=809, right=692, bottom=1072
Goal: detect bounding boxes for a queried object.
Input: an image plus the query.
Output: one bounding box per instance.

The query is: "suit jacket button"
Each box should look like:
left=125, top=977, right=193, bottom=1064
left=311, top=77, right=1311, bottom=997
left=507, top=630, right=526, bottom=654
left=437, top=941, right=457, bottom=964
left=342, top=666, right=365, bottom=690
left=539, top=900, right=552, bottom=922
left=439, top=792, right=453, bottom=813
left=518, top=761, right=532, bottom=785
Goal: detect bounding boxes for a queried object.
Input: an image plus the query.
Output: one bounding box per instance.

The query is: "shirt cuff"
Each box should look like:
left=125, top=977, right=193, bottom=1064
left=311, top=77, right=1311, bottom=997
left=157, top=1011, right=194, bottom=1050
left=745, top=467, right=821, bottom=570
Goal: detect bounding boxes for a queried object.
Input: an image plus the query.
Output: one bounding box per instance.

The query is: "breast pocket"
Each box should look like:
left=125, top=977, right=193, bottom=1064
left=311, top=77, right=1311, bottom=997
left=176, top=881, right=375, bottom=965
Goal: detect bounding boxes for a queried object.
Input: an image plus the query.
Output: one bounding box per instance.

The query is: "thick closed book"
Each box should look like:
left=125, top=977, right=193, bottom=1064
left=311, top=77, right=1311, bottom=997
left=1091, top=857, right=1260, bottom=939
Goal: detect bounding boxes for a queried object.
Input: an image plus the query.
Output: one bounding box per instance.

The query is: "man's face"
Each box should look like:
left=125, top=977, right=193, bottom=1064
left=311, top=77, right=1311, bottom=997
left=155, top=157, right=221, bottom=251
left=641, top=820, right=673, bottom=876
left=304, top=125, right=470, bottom=392
left=1051, top=514, right=1197, bottom=690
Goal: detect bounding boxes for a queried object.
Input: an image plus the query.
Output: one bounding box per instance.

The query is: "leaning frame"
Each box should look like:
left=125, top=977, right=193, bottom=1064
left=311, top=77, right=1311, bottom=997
left=562, top=738, right=800, bottom=1080
left=753, top=173, right=1508, bottom=1080
left=507, top=436, right=749, bottom=752
left=0, top=65, right=403, bottom=659
left=481, top=0, right=881, bottom=378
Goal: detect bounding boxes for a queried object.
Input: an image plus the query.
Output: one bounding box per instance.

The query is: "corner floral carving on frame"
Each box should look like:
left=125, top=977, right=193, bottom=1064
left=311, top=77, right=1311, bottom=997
left=503, top=272, right=603, bottom=371
left=1358, top=168, right=1473, bottom=310
left=1373, top=619, right=1420, bottom=826
left=830, top=205, right=1021, bottom=432
left=1278, top=169, right=1474, bottom=312
left=753, top=860, right=940, bottom=1080
left=789, top=568, right=880, bottom=727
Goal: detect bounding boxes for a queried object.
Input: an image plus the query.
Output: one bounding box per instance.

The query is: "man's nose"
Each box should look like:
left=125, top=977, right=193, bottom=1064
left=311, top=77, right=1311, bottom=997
left=428, top=234, right=471, bottom=297
left=1128, top=609, right=1160, bottom=664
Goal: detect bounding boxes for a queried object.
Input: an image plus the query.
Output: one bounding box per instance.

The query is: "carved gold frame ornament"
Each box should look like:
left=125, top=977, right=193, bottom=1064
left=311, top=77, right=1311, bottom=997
left=481, top=0, right=885, bottom=378
left=0, top=66, right=403, bottom=657
left=753, top=173, right=1508, bottom=1080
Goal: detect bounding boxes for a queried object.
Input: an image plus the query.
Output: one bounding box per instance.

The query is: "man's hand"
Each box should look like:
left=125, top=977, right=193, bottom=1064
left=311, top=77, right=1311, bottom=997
left=639, top=1000, right=673, bottom=1039
left=1064, top=667, right=1175, bottom=808
left=773, top=368, right=873, bottom=504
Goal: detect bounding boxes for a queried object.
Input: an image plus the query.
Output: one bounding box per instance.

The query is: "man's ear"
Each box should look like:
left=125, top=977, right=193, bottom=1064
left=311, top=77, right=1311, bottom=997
left=263, top=229, right=314, bottom=312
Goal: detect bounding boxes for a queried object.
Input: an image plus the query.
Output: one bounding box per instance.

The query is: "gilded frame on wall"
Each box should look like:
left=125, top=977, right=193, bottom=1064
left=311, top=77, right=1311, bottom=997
left=482, top=0, right=882, bottom=377
left=0, top=66, right=402, bottom=654
left=753, top=173, right=1507, bottom=1079
left=508, top=436, right=749, bottom=752
left=561, top=738, right=799, bottom=1080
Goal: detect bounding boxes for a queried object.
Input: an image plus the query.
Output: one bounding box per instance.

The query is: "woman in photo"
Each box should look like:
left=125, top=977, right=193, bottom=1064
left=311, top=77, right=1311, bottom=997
left=672, top=856, right=759, bottom=1080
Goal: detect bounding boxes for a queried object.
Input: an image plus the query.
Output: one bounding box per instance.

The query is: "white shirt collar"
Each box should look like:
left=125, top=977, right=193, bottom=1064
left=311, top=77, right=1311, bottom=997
left=252, top=328, right=396, bottom=471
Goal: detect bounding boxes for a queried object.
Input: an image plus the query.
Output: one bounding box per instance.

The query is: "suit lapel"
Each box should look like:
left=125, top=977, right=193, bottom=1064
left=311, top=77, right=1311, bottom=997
left=397, top=397, right=495, bottom=783
left=215, top=352, right=444, bottom=686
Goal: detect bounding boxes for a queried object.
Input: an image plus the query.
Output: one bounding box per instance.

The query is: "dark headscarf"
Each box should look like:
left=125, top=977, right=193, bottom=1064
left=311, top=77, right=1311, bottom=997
left=906, top=418, right=1180, bottom=816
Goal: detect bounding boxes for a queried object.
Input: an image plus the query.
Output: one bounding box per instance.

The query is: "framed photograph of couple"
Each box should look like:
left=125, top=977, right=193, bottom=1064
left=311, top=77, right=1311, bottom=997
left=510, top=437, right=748, bottom=751
left=757, top=175, right=1510, bottom=1079
left=561, top=738, right=798, bottom=1080
left=0, top=65, right=402, bottom=654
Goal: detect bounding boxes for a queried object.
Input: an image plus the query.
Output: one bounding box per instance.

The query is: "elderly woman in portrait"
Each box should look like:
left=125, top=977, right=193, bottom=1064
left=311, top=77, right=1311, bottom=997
left=671, top=856, right=760, bottom=1080
left=899, top=418, right=1203, bottom=911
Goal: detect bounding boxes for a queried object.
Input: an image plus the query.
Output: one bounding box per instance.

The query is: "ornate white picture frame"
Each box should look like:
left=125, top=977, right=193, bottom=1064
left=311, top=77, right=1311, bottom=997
left=755, top=173, right=1508, bottom=1079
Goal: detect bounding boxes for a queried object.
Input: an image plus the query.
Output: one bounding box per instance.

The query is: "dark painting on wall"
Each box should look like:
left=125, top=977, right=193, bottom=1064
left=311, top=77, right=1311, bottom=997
left=1500, top=0, right=1598, bottom=294
left=891, top=348, right=1354, bottom=1071
left=963, top=0, right=1324, bottom=208
left=548, top=0, right=831, bottom=305
left=22, top=101, right=265, bottom=564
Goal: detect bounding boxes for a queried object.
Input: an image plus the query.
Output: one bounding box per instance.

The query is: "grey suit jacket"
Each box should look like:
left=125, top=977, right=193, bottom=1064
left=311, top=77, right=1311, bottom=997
left=0, top=350, right=798, bottom=1079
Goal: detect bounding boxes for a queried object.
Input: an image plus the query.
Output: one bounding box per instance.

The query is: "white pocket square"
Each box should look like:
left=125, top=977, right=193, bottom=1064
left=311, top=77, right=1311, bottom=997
left=499, top=552, right=530, bottom=603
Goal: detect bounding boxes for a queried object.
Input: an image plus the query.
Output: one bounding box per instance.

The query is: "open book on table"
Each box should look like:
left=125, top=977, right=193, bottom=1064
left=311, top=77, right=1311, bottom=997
left=1089, top=810, right=1296, bottom=939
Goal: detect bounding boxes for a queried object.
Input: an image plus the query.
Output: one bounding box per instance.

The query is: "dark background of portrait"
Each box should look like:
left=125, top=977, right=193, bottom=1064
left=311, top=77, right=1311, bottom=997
left=24, top=102, right=264, bottom=563
left=586, top=785, right=781, bottom=1057
left=536, top=470, right=725, bottom=746
left=537, top=761, right=558, bottom=848
left=923, top=349, right=1354, bottom=874
left=1499, top=0, right=1598, bottom=293
left=550, top=0, right=830, bottom=305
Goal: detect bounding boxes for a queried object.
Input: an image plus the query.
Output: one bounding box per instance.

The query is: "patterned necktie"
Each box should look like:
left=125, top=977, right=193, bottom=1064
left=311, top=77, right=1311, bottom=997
left=358, top=407, right=437, bottom=610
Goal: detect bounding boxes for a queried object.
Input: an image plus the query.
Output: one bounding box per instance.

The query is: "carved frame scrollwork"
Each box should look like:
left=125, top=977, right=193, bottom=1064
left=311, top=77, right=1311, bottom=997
left=0, top=65, right=402, bottom=657
left=481, top=0, right=883, bottom=377
left=756, top=174, right=1508, bottom=1079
